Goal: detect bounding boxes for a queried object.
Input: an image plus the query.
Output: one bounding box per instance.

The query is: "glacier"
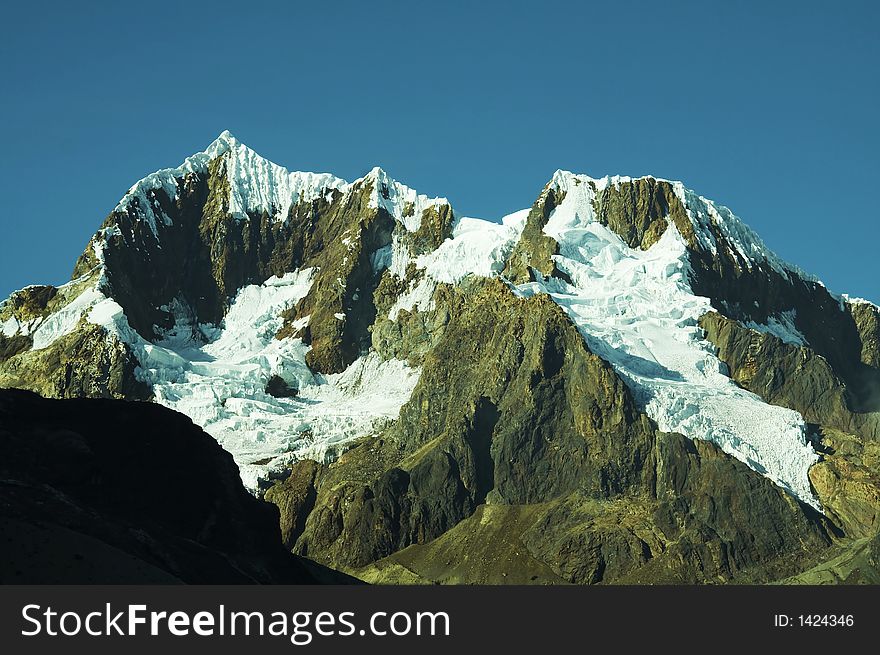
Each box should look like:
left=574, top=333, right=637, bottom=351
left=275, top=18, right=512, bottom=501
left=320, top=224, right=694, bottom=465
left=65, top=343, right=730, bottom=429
left=87, top=269, right=421, bottom=491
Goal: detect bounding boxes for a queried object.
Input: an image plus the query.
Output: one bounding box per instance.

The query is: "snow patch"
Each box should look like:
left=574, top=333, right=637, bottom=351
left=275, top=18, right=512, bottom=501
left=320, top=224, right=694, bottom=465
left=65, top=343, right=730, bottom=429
left=387, top=277, right=437, bottom=320
left=30, top=287, right=104, bottom=350
left=744, top=310, right=808, bottom=347
left=2, top=316, right=22, bottom=337
left=417, top=211, right=528, bottom=285
left=382, top=208, right=527, bottom=319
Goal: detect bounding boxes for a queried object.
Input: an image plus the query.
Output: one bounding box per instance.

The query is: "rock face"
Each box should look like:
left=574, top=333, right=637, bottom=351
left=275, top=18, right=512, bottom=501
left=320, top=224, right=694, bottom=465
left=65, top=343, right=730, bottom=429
left=0, top=274, right=149, bottom=400
left=700, top=312, right=880, bottom=440
left=503, top=186, right=568, bottom=283
left=268, top=279, right=830, bottom=583
left=808, top=428, right=880, bottom=540
left=593, top=177, right=689, bottom=250
left=280, top=277, right=657, bottom=568
left=0, top=388, right=351, bottom=584
left=698, top=310, right=880, bottom=550
left=2, top=132, right=880, bottom=585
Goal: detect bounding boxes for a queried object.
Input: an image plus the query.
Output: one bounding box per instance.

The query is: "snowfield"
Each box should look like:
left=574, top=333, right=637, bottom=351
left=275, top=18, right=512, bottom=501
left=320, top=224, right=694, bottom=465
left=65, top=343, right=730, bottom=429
left=123, top=270, right=419, bottom=491
left=148, top=270, right=420, bottom=490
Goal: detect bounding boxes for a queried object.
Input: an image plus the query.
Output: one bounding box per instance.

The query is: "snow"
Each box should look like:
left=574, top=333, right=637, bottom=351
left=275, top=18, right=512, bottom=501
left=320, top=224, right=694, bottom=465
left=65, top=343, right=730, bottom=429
left=417, top=212, right=528, bottom=284
left=387, top=277, right=437, bottom=320
left=113, top=135, right=230, bottom=236
left=30, top=286, right=104, bottom=350
left=511, top=172, right=820, bottom=508
left=744, top=310, right=808, bottom=347
left=114, top=131, right=348, bottom=235
left=385, top=236, right=414, bottom=278
left=382, top=209, right=528, bottom=319
left=356, top=166, right=456, bottom=283
left=10, top=263, right=419, bottom=491
left=549, top=170, right=818, bottom=283
left=843, top=294, right=880, bottom=309
left=222, top=134, right=348, bottom=221
left=370, top=244, right=393, bottom=273
left=2, top=316, right=22, bottom=337
left=681, top=187, right=819, bottom=283
left=95, top=269, right=421, bottom=491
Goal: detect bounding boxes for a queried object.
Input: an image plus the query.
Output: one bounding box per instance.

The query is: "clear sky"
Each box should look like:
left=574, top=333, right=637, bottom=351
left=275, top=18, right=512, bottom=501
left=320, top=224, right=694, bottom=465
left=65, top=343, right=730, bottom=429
left=1, top=0, right=877, bottom=301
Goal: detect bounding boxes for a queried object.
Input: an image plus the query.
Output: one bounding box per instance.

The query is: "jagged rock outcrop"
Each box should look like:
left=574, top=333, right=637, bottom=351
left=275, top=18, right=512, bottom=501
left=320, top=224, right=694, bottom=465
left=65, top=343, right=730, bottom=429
left=592, top=177, right=692, bottom=250
left=0, top=274, right=148, bottom=400
left=695, top=271, right=880, bottom=415
left=503, top=186, right=568, bottom=283
left=277, top=180, right=396, bottom=373
left=88, top=158, right=397, bottom=375
left=0, top=320, right=149, bottom=400
left=849, top=300, right=880, bottom=372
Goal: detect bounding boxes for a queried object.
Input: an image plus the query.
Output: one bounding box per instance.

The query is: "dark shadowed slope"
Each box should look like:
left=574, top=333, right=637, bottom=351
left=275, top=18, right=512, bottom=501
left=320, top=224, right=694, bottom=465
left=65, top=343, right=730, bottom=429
left=0, top=388, right=355, bottom=584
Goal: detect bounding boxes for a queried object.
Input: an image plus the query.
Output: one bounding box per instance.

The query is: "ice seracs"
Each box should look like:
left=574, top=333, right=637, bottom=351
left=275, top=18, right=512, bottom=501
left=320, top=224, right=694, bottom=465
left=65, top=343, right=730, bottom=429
left=418, top=211, right=528, bottom=284
left=144, top=270, right=420, bottom=491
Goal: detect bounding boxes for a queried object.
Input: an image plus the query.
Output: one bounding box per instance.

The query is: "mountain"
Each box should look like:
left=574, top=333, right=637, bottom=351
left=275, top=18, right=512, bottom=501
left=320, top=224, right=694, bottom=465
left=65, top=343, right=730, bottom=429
left=2, top=131, right=879, bottom=584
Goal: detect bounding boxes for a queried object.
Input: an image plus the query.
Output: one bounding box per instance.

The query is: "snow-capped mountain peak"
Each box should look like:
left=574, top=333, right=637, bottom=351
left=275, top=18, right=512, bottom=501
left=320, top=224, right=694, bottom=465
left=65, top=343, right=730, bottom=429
left=545, top=168, right=817, bottom=285
left=518, top=178, right=821, bottom=506
left=3, top=135, right=878, bottom=515
left=220, top=133, right=348, bottom=222
left=113, top=133, right=456, bottom=239
left=114, top=131, right=349, bottom=233
left=5, top=133, right=880, bottom=587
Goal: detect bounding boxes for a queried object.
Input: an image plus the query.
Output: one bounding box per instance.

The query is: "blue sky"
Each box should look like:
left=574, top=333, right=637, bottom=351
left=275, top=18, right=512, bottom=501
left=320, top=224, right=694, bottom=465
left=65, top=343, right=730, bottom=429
left=1, top=0, right=877, bottom=301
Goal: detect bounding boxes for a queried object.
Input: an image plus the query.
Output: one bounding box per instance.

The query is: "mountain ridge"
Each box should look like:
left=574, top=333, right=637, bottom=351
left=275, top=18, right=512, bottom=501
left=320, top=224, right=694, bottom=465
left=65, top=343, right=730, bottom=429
left=2, top=132, right=879, bottom=583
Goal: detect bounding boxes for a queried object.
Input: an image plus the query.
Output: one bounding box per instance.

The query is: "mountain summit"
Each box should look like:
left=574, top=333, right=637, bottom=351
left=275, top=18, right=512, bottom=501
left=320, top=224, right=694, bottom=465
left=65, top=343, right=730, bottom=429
left=2, top=133, right=879, bottom=583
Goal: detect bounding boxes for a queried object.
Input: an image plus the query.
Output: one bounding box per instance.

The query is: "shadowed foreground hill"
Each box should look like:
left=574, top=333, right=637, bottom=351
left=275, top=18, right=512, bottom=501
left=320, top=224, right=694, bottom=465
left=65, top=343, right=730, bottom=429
left=0, top=388, right=353, bottom=584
